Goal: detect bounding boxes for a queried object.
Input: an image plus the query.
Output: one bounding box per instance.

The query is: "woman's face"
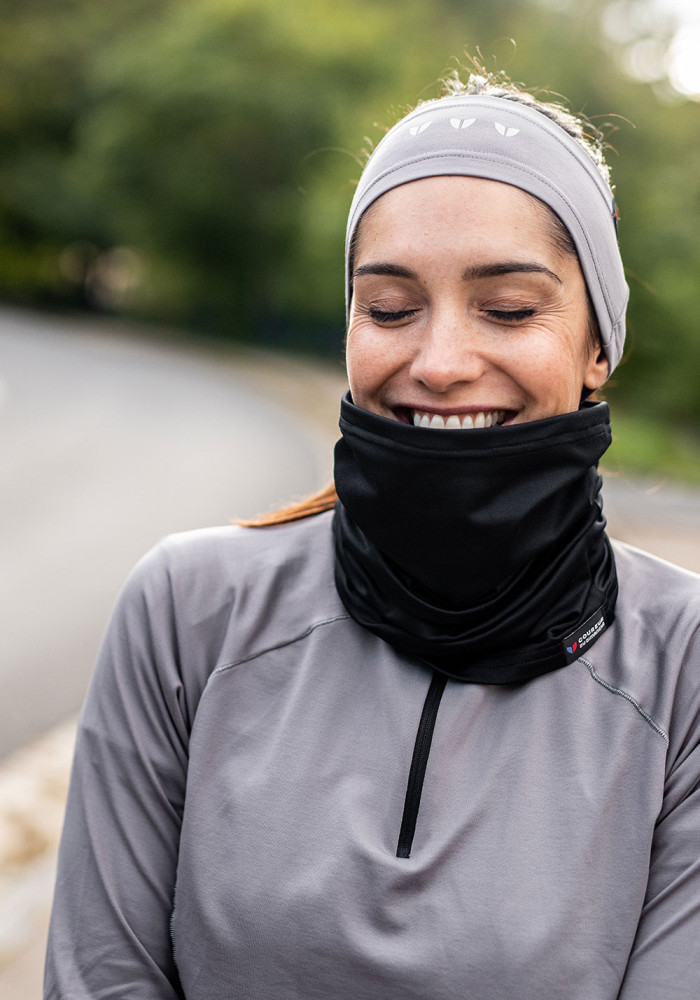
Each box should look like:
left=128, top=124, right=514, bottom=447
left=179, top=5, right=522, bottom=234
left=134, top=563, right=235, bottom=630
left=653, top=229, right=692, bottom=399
left=346, top=176, right=609, bottom=428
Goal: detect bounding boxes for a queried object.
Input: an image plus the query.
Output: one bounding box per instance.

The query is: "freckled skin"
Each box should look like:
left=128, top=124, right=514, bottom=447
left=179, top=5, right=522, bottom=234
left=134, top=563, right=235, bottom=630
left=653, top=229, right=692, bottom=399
left=346, top=176, right=609, bottom=426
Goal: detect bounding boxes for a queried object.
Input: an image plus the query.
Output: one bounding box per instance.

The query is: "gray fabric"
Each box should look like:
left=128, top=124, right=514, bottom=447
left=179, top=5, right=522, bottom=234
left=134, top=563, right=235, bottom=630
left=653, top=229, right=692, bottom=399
left=45, top=513, right=700, bottom=999
left=345, top=95, right=629, bottom=372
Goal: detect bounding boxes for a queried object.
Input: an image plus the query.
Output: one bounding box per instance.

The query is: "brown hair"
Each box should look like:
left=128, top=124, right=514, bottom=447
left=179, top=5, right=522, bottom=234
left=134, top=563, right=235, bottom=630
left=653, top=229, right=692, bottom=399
left=238, top=482, right=338, bottom=527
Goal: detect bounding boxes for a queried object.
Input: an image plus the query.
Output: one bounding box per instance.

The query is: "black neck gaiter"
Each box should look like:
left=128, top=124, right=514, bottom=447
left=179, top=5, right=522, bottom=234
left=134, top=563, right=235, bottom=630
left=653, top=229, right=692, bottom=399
left=332, top=393, right=618, bottom=684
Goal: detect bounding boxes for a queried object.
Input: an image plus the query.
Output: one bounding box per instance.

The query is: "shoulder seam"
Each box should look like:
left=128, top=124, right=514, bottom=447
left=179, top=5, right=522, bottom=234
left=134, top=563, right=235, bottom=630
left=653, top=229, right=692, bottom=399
left=212, top=614, right=352, bottom=676
left=580, top=656, right=669, bottom=745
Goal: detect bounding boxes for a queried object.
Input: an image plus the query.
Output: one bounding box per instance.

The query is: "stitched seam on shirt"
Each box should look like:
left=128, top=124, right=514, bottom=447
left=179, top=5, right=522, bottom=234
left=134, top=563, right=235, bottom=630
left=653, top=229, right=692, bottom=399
left=580, top=656, right=669, bottom=745
left=212, top=614, right=352, bottom=675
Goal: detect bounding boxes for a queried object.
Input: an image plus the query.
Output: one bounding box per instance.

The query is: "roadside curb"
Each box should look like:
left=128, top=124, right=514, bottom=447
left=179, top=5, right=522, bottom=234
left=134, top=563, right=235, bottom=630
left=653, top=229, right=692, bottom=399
left=0, top=718, right=76, bottom=981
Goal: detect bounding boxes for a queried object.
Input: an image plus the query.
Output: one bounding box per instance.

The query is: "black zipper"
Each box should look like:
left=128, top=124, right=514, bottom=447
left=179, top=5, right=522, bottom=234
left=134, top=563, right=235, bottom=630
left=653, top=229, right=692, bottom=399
left=396, top=671, right=447, bottom=859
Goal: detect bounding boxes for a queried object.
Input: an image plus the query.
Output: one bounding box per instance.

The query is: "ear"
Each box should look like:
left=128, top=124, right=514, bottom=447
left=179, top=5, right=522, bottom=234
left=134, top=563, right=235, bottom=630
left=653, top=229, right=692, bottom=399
left=583, top=346, right=609, bottom=392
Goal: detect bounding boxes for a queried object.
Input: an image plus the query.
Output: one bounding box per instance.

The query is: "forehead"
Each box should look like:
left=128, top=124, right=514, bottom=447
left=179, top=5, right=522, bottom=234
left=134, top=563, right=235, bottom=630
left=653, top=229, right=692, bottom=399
left=353, top=175, right=560, bottom=263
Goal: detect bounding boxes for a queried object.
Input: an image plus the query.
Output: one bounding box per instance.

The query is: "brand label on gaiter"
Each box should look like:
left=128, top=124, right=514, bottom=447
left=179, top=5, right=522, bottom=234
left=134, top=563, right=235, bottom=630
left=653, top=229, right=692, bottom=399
left=562, top=606, right=609, bottom=664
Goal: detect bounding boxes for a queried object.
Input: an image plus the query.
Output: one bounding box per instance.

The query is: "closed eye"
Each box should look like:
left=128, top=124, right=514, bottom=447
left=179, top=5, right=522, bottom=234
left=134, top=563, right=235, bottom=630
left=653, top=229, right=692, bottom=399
left=369, top=308, right=420, bottom=324
left=485, top=309, right=536, bottom=322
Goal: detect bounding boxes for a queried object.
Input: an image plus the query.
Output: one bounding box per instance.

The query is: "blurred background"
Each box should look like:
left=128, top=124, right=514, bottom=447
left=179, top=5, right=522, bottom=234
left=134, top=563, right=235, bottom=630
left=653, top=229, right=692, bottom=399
left=1, top=0, right=700, bottom=993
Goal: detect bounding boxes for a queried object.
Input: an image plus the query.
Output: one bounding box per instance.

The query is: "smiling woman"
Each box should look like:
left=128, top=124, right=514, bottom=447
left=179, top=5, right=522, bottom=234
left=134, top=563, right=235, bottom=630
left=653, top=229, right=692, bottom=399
left=346, top=175, right=607, bottom=427
left=45, top=68, right=700, bottom=1000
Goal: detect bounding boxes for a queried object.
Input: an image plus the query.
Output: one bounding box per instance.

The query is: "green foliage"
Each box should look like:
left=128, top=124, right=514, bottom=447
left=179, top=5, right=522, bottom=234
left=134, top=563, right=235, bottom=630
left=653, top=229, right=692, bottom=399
left=0, top=0, right=699, bottom=431
left=604, top=409, right=700, bottom=484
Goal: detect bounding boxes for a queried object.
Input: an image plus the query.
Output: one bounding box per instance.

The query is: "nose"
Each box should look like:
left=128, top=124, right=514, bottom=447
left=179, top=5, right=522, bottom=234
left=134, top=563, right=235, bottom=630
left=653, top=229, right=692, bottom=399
left=409, top=309, right=487, bottom=394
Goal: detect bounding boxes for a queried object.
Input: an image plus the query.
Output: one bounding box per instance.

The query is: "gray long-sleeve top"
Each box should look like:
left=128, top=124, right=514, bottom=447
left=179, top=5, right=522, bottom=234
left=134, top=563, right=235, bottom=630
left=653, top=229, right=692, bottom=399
left=45, top=512, right=700, bottom=999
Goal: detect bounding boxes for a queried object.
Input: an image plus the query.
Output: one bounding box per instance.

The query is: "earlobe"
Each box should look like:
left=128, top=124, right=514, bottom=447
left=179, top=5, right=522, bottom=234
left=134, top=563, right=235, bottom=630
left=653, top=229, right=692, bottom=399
left=583, top=347, right=609, bottom=391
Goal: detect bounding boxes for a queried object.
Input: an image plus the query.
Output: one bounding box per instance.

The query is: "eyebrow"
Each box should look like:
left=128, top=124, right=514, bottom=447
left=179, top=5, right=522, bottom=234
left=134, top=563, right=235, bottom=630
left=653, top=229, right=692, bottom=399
left=353, top=261, right=562, bottom=284
left=353, top=263, right=415, bottom=280
left=465, top=262, right=562, bottom=284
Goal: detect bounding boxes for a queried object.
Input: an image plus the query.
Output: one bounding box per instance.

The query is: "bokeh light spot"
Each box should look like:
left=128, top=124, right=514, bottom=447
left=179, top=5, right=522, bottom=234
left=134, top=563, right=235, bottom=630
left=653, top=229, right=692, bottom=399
left=668, top=23, right=700, bottom=99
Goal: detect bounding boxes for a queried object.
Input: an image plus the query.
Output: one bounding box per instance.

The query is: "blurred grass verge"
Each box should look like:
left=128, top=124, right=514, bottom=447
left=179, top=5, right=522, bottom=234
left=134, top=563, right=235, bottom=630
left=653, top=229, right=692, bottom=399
left=605, top=408, right=700, bottom=485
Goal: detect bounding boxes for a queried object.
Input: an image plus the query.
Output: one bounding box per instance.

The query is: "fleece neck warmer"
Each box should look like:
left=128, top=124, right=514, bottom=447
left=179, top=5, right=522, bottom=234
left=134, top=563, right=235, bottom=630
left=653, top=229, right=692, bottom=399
left=332, top=394, right=617, bottom=684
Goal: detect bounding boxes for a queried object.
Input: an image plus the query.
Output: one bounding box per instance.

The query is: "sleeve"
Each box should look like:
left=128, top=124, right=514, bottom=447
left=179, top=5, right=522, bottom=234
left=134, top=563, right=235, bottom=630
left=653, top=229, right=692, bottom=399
left=44, top=542, right=191, bottom=1000
left=617, top=630, right=700, bottom=999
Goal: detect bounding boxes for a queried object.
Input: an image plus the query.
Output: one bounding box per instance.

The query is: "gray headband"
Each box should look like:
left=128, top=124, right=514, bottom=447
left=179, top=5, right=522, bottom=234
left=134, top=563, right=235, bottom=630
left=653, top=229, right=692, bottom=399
left=345, top=94, right=628, bottom=373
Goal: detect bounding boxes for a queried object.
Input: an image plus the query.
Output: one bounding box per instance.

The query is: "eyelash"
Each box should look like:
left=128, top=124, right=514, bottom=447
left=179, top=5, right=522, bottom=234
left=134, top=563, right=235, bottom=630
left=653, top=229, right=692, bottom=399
left=486, top=309, right=536, bottom=322
left=368, top=308, right=419, bottom=324
left=367, top=307, right=537, bottom=325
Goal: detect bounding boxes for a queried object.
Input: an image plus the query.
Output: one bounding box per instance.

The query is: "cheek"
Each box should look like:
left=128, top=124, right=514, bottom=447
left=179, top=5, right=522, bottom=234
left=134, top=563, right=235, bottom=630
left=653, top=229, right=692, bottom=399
left=345, top=328, right=380, bottom=405
left=508, top=331, right=590, bottom=409
left=345, top=323, right=404, bottom=398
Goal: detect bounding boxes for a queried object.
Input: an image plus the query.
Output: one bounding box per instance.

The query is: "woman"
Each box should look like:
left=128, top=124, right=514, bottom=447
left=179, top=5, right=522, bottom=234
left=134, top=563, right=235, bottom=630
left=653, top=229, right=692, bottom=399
left=45, top=73, right=700, bottom=999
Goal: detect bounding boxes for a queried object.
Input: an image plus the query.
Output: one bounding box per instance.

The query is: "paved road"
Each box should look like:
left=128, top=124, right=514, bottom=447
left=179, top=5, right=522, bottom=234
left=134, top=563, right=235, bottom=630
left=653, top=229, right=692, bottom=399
left=604, top=474, right=700, bottom=571
left=0, top=307, right=335, bottom=757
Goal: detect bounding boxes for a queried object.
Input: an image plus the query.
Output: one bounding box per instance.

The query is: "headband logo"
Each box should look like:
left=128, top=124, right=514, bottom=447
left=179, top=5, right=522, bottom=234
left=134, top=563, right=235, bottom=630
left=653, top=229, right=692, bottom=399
left=495, top=122, right=520, bottom=138
left=409, top=117, right=521, bottom=139
left=409, top=121, right=432, bottom=136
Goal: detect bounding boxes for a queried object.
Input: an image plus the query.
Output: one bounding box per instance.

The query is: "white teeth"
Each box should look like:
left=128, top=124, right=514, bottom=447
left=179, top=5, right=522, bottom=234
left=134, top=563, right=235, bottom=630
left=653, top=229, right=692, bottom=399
left=412, top=409, right=506, bottom=429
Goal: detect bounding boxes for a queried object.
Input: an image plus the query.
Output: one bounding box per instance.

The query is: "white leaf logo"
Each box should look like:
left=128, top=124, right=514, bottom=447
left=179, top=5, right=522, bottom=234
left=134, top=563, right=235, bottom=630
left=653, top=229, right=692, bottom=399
left=450, top=117, right=476, bottom=129
left=409, top=121, right=432, bottom=136
left=495, top=122, right=520, bottom=137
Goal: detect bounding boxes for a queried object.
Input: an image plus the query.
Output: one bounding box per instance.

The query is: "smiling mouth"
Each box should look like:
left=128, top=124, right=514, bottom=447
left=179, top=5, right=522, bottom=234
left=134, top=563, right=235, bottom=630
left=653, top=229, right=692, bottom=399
left=395, top=408, right=513, bottom=429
